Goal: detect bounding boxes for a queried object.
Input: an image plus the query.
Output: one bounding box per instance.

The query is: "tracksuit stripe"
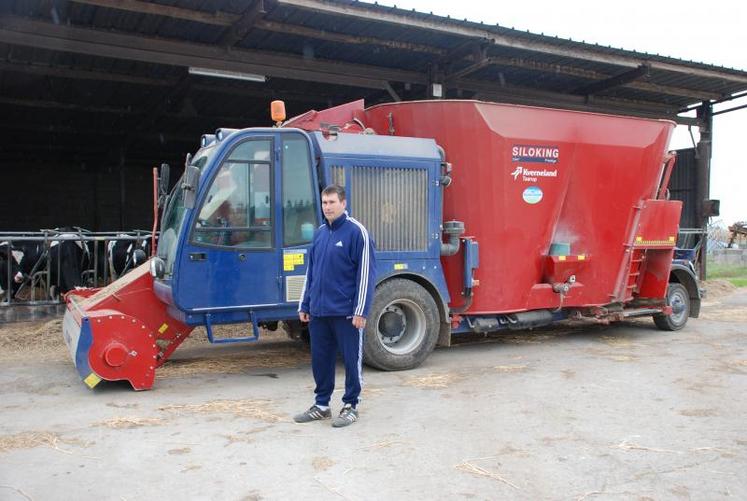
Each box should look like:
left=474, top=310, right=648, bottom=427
left=298, top=224, right=325, bottom=313
left=357, top=327, right=364, bottom=390
left=349, top=217, right=369, bottom=317
left=297, top=266, right=310, bottom=312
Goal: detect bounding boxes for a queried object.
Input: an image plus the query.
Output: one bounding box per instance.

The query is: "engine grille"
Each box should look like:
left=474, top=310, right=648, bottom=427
left=285, top=275, right=306, bottom=302
left=349, top=166, right=428, bottom=251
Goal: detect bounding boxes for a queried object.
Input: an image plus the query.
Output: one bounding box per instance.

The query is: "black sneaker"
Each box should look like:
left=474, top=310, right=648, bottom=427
left=332, top=405, right=358, bottom=428
left=293, top=405, right=331, bottom=423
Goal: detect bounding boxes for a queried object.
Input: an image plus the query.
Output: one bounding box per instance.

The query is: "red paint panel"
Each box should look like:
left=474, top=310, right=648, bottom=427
left=634, top=200, right=682, bottom=249
left=66, top=263, right=193, bottom=390
left=364, top=101, right=677, bottom=313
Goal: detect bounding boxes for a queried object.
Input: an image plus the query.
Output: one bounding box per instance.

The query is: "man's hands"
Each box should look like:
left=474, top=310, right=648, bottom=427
left=299, top=312, right=366, bottom=329
left=352, top=315, right=366, bottom=329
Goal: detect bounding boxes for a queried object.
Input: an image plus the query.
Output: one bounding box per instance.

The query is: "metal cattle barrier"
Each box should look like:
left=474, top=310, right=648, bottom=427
left=1, top=229, right=157, bottom=308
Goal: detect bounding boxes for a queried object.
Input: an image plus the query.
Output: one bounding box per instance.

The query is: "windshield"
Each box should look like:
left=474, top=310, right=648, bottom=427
left=157, top=144, right=218, bottom=276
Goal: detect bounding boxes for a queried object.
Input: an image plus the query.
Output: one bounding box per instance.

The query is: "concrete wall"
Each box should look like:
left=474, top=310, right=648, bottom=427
left=711, top=248, right=747, bottom=266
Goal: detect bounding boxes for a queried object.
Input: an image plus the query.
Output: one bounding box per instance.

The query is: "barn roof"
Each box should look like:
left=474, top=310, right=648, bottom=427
left=1, top=0, right=745, bottom=162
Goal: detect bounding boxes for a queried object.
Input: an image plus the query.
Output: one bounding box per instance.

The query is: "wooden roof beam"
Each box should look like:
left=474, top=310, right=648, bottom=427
left=256, top=20, right=445, bottom=55
left=69, top=0, right=239, bottom=26
left=466, top=80, right=702, bottom=126
left=458, top=56, right=722, bottom=101
left=572, top=64, right=650, bottom=96
left=0, top=60, right=338, bottom=103
left=0, top=16, right=427, bottom=89
left=0, top=60, right=175, bottom=86
left=220, top=0, right=266, bottom=48
left=67, top=0, right=445, bottom=55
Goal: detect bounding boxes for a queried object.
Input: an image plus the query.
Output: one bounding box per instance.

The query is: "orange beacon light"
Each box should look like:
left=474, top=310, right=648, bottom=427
left=271, top=100, right=286, bottom=126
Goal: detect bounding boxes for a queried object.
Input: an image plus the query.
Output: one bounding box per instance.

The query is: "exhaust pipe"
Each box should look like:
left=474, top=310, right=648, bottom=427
left=440, top=220, right=465, bottom=256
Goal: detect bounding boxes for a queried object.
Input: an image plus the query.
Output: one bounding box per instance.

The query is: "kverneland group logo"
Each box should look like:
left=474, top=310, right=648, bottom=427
left=510, top=166, right=558, bottom=182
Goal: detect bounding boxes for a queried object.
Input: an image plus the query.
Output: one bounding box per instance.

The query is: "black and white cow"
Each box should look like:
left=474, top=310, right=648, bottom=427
left=0, top=242, right=24, bottom=297
left=107, top=235, right=153, bottom=280
left=2, top=229, right=90, bottom=300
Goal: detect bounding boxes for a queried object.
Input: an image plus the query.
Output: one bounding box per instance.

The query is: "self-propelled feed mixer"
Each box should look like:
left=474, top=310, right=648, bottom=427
left=62, top=99, right=700, bottom=390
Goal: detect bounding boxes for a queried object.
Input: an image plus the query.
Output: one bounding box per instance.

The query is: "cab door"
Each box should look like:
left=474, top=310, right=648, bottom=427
left=176, top=135, right=281, bottom=311
left=278, top=133, right=321, bottom=307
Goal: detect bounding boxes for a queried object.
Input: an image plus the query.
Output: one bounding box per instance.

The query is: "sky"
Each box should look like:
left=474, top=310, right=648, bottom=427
left=369, top=0, right=747, bottom=226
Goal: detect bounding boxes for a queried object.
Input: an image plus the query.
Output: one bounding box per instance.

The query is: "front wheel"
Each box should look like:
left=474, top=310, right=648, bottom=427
left=364, top=279, right=440, bottom=371
left=654, top=283, right=690, bottom=331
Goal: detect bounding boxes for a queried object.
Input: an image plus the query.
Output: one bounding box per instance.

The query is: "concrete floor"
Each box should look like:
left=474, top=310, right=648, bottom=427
left=0, top=290, right=745, bottom=500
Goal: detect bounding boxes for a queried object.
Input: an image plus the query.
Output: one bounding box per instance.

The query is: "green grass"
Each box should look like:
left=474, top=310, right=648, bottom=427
left=707, top=261, right=747, bottom=287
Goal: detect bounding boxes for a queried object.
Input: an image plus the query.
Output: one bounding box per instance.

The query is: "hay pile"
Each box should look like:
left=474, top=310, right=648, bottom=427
left=159, top=399, right=284, bottom=422
left=702, top=279, right=737, bottom=299
left=93, top=417, right=164, bottom=429
left=181, top=324, right=289, bottom=348
left=0, top=431, right=79, bottom=453
left=0, top=318, right=300, bottom=366
left=0, top=318, right=67, bottom=361
left=404, top=373, right=463, bottom=389
left=159, top=344, right=310, bottom=378
left=493, top=365, right=529, bottom=373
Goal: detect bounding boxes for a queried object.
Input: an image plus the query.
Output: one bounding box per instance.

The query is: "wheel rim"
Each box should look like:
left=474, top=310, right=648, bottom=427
left=668, top=287, right=688, bottom=326
left=376, top=298, right=426, bottom=355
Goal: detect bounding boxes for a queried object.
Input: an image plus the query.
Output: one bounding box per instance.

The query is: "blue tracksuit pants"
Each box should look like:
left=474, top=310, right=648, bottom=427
left=309, top=316, right=364, bottom=408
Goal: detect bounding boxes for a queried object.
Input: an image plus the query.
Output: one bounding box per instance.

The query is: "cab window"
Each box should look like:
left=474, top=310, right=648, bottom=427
left=192, top=139, right=272, bottom=248
left=282, top=136, right=316, bottom=246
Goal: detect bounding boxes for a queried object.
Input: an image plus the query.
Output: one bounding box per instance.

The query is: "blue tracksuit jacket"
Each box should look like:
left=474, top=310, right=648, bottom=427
left=299, top=212, right=376, bottom=318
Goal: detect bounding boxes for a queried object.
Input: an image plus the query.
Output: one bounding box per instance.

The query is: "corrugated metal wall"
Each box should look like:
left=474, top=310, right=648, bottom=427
left=670, top=148, right=698, bottom=228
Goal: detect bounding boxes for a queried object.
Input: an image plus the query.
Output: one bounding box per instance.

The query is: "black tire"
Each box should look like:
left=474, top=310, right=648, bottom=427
left=280, top=320, right=310, bottom=345
left=654, top=283, right=690, bottom=331
left=364, top=278, right=440, bottom=371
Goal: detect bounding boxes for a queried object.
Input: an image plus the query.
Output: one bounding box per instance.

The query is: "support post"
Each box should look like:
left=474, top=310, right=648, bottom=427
left=695, top=103, right=713, bottom=280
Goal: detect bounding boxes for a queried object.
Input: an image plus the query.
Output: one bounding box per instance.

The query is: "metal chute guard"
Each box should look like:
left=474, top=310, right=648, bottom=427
left=63, top=262, right=192, bottom=390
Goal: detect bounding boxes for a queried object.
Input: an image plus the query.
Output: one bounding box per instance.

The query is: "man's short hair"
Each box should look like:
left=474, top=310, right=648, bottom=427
left=321, top=184, right=346, bottom=201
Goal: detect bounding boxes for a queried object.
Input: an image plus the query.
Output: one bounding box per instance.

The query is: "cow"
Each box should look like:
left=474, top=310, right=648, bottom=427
left=0, top=242, right=24, bottom=297
left=5, top=228, right=91, bottom=300
left=107, top=234, right=153, bottom=280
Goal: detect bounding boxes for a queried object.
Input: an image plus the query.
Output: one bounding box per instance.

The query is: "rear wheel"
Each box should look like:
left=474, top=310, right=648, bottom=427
left=280, top=320, right=310, bottom=345
left=654, top=283, right=690, bottom=331
left=364, top=279, right=440, bottom=370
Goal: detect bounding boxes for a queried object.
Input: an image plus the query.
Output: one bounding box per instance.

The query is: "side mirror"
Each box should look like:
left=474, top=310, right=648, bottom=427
left=150, top=256, right=166, bottom=279
left=158, top=163, right=170, bottom=208
left=182, top=165, right=201, bottom=209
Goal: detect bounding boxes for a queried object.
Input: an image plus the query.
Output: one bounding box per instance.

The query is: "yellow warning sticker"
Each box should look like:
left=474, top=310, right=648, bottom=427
left=634, top=239, right=676, bottom=246
left=84, top=373, right=102, bottom=389
left=668, top=236, right=675, bottom=242
left=558, top=256, right=567, bottom=261
left=283, top=252, right=305, bottom=271
left=578, top=255, right=586, bottom=261
left=394, top=263, right=408, bottom=270
left=636, top=236, right=643, bottom=242
left=158, top=323, right=169, bottom=334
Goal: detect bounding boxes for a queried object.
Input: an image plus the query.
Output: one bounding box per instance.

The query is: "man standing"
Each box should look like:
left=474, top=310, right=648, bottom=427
left=294, top=184, right=376, bottom=427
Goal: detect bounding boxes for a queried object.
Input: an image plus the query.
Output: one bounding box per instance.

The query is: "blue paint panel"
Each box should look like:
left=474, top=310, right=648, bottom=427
left=160, top=126, right=451, bottom=341
left=75, top=318, right=94, bottom=380
left=171, top=129, right=319, bottom=319
left=312, top=131, right=441, bottom=160
left=377, top=260, right=450, bottom=304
